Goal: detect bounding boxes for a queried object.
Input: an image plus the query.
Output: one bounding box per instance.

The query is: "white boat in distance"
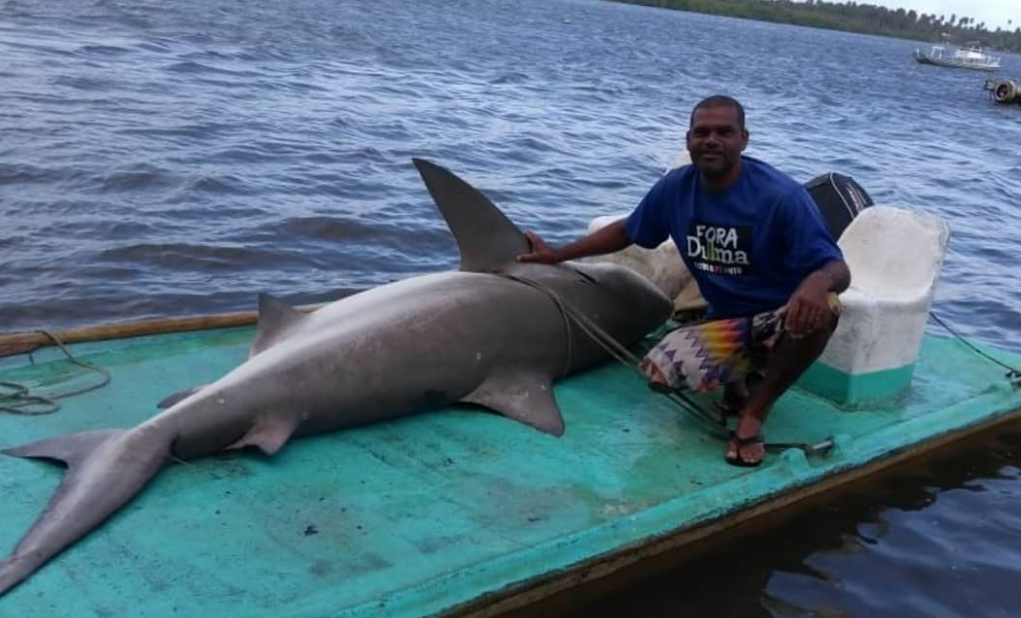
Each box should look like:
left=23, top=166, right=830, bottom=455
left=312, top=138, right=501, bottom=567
left=915, top=43, right=1002, bottom=71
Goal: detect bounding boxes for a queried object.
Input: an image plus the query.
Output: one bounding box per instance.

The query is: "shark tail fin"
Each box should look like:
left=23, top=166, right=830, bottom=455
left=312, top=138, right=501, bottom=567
left=0, top=428, right=170, bottom=598
left=3, top=429, right=123, bottom=465
left=0, top=555, right=27, bottom=600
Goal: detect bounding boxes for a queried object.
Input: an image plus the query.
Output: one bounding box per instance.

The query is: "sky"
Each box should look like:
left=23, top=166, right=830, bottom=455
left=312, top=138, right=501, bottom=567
left=867, top=1, right=1018, bottom=31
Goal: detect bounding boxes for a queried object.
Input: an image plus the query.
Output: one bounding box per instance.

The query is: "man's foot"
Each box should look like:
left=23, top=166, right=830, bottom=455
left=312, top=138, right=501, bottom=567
left=724, top=415, right=765, bottom=467
left=725, top=433, right=764, bottom=467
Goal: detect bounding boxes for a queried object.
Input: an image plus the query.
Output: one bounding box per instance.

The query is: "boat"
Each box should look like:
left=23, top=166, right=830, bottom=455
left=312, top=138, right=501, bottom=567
left=914, top=43, right=1002, bottom=71
left=2, top=177, right=1020, bottom=618
left=2, top=295, right=1020, bottom=618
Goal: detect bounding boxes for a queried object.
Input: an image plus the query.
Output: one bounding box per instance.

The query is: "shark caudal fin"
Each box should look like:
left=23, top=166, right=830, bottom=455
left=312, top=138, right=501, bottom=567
left=0, top=428, right=170, bottom=598
left=412, top=158, right=531, bottom=273
left=0, top=555, right=33, bottom=601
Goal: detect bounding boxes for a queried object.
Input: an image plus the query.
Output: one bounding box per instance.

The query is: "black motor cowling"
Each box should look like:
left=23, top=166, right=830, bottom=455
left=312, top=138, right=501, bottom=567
left=804, top=172, right=874, bottom=240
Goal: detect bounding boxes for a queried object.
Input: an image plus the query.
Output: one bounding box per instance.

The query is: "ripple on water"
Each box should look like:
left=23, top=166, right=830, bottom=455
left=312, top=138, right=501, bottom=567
left=97, top=242, right=315, bottom=272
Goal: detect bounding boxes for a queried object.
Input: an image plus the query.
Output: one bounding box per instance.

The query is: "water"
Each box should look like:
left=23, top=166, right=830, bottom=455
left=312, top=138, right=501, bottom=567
left=568, top=426, right=1021, bottom=618
left=1, top=0, right=1020, bottom=614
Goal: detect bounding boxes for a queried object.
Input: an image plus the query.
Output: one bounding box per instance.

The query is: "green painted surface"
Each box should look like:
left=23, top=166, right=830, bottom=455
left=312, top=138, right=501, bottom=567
left=798, top=361, right=917, bottom=407
left=0, top=329, right=1020, bottom=618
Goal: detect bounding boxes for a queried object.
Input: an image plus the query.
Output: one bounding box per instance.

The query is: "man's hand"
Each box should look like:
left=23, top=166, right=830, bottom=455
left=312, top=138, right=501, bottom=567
left=517, top=221, right=634, bottom=265
left=784, top=272, right=836, bottom=339
left=517, top=231, right=562, bottom=264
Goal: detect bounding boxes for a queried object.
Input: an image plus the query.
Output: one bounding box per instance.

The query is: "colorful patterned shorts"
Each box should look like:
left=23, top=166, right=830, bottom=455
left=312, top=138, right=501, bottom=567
left=639, top=308, right=786, bottom=393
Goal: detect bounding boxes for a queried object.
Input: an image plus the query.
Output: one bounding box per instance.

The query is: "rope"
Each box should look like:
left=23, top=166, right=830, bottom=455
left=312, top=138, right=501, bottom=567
left=494, top=272, right=842, bottom=454
left=557, top=294, right=729, bottom=433
left=496, top=273, right=736, bottom=438
left=0, top=330, right=111, bottom=415
left=929, top=311, right=1021, bottom=388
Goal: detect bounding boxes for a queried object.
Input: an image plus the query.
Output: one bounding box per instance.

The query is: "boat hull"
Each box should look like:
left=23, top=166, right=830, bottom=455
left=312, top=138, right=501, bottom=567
left=915, top=52, right=1000, bottom=72
left=1, top=324, right=1020, bottom=617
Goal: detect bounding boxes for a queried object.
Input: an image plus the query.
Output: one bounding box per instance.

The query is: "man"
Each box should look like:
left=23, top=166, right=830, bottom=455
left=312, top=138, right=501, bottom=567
left=518, top=95, right=850, bottom=467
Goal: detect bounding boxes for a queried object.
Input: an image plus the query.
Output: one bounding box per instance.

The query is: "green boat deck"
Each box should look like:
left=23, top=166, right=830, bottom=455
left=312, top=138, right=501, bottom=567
left=1, top=327, right=1020, bottom=617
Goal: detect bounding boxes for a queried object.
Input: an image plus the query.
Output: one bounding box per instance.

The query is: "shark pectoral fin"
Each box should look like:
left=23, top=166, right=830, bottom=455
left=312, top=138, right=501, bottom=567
left=225, top=415, right=298, bottom=456
left=2, top=429, right=124, bottom=466
left=461, top=370, right=565, bottom=437
left=412, top=158, right=530, bottom=273
left=251, top=294, right=309, bottom=358
left=157, top=385, right=207, bottom=409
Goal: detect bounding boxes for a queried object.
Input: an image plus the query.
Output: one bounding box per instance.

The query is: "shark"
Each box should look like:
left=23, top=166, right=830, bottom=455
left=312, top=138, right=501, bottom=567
left=0, top=158, right=672, bottom=597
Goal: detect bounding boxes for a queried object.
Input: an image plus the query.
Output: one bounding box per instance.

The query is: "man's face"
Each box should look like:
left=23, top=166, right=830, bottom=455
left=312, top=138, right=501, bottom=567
left=686, top=106, right=749, bottom=178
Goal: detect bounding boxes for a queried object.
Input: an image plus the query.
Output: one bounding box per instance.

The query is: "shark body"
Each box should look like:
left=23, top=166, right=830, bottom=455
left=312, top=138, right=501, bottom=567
left=0, top=159, right=671, bottom=597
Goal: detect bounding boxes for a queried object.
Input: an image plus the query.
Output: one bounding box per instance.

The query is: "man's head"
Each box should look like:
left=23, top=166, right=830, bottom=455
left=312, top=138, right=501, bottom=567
left=686, top=95, right=749, bottom=185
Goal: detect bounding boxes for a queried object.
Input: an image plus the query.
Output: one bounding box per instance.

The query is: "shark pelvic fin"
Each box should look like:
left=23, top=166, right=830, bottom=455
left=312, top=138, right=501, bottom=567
left=461, top=369, right=565, bottom=436
left=251, top=294, right=309, bottom=358
left=225, top=415, right=298, bottom=456
left=412, top=158, right=530, bottom=273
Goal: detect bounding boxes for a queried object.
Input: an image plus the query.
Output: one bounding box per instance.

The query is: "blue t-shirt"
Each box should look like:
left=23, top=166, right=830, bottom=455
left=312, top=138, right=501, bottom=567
left=625, top=156, right=843, bottom=318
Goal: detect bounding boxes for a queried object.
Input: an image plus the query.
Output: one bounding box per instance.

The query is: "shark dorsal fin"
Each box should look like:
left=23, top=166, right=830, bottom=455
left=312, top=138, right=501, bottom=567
left=413, top=158, right=530, bottom=273
left=251, top=294, right=308, bottom=358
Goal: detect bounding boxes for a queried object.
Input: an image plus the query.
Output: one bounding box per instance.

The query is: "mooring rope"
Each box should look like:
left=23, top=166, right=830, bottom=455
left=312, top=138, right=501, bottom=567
left=558, top=298, right=835, bottom=453
left=0, top=330, right=111, bottom=415
left=929, top=311, right=1021, bottom=389
left=496, top=273, right=747, bottom=440
left=498, top=273, right=841, bottom=455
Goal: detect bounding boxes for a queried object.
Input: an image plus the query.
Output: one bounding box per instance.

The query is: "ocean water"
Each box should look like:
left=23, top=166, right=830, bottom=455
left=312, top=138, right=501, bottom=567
left=2, top=0, right=1021, bottom=615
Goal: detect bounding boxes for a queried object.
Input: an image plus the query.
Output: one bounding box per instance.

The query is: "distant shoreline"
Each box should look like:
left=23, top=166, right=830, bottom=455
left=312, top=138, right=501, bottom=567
left=608, top=0, right=1021, bottom=53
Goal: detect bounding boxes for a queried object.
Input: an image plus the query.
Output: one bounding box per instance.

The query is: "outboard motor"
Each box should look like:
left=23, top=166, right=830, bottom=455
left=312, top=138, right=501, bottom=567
left=804, top=172, right=874, bottom=240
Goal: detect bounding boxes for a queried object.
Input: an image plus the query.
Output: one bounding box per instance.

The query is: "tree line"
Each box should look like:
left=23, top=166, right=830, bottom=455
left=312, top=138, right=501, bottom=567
left=614, top=0, right=1021, bottom=52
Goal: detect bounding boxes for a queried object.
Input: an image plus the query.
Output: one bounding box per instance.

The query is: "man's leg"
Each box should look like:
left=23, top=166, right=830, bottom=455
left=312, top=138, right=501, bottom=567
left=718, top=378, right=749, bottom=415
left=725, top=321, right=835, bottom=465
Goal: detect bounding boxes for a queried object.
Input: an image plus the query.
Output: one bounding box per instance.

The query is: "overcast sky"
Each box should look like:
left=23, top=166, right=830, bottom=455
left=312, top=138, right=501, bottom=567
left=866, top=1, right=1018, bottom=30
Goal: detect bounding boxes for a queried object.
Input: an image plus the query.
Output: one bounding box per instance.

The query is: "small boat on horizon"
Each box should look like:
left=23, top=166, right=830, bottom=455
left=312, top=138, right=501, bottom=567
left=915, top=42, right=1002, bottom=72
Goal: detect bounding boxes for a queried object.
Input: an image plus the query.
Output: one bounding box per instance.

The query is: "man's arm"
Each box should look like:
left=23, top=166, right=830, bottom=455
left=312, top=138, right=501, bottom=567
left=517, top=219, right=633, bottom=265
left=806, top=260, right=851, bottom=294
left=785, top=259, right=851, bottom=338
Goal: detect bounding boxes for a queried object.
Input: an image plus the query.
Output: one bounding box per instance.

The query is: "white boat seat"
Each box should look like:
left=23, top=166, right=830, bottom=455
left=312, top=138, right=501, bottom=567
left=799, top=206, right=951, bottom=406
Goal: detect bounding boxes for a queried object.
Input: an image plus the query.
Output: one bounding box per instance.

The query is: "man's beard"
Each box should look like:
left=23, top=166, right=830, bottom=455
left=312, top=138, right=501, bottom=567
left=694, top=154, right=734, bottom=178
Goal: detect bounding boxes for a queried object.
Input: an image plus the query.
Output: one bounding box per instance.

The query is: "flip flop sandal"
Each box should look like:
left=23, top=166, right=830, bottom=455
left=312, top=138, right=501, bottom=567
left=725, top=431, right=765, bottom=468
